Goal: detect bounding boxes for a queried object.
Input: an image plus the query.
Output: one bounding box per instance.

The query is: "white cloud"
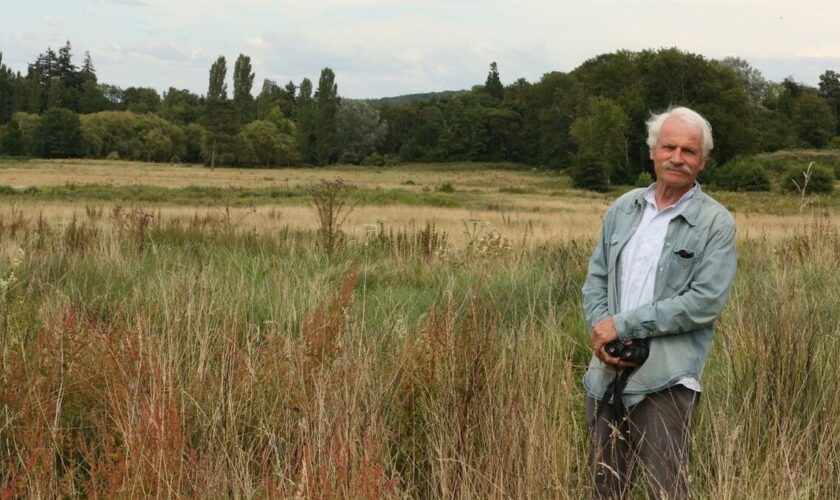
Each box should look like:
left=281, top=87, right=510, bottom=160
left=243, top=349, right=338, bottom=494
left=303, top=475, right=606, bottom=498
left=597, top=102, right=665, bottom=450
left=798, top=45, right=840, bottom=59
left=100, top=0, right=151, bottom=6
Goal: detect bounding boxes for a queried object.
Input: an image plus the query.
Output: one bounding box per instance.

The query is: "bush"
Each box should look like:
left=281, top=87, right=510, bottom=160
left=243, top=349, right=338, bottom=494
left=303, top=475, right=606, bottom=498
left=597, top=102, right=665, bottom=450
left=361, top=153, right=384, bottom=166
left=339, top=152, right=361, bottom=165
left=782, top=163, right=835, bottom=194
left=635, top=171, right=653, bottom=187
left=713, top=158, right=771, bottom=191
left=106, top=151, right=120, bottom=160
left=570, top=151, right=609, bottom=192
left=37, top=108, right=82, bottom=158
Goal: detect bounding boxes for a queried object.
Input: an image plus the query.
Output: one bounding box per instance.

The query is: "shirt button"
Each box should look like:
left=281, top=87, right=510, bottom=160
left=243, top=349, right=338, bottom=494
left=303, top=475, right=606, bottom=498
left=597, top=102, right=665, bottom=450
left=658, top=267, right=663, bottom=272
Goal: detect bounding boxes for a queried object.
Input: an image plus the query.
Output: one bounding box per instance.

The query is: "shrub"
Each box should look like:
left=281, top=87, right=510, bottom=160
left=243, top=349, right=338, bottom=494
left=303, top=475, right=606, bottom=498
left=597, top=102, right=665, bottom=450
left=782, top=163, right=835, bottom=194
left=37, top=108, right=82, bottom=158
left=339, top=152, right=361, bottom=165
left=570, top=151, right=609, bottom=192
left=361, top=153, right=385, bottom=166
left=635, top=171, right=653, bottom=187
left=106, top=151, right=120, bottom=160
left=437, top=182, right=455, bottom=193
left=714, top=158, right=771, bottom=191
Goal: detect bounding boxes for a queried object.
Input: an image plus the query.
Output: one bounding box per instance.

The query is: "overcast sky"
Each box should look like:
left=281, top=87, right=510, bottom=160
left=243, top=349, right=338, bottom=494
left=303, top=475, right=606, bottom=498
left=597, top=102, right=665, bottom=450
left=2, top=0, right=839, bottom=99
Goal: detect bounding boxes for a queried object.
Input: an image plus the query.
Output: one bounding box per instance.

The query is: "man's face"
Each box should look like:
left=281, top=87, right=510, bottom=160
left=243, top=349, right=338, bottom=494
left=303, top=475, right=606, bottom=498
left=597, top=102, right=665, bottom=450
left=650, top=117, right=706, bottom=191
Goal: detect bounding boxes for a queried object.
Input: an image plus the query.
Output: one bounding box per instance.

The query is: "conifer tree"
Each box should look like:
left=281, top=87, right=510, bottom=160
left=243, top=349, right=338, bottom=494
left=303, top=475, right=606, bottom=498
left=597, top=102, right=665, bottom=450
left=485, top=61, right=504, bottom=102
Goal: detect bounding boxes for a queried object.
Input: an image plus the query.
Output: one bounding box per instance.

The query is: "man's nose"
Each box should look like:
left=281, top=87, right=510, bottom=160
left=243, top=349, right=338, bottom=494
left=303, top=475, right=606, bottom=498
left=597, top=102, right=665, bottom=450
left=670, top=148, right=684, bottom=164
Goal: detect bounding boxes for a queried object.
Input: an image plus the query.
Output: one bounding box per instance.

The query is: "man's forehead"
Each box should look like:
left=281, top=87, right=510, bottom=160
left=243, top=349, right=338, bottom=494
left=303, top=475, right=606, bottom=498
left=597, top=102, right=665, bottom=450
left=659, top=117, right=703, bottom=143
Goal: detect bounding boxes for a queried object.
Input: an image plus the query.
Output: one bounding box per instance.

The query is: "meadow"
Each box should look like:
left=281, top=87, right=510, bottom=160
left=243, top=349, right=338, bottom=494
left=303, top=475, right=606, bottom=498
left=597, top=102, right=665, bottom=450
left=0, top=158, right=838, bottom=498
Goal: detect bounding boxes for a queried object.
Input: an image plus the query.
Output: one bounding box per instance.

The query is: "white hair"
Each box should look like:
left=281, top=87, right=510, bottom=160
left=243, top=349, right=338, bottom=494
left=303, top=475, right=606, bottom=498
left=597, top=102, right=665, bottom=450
left=646, top=106, right=713, bottom=158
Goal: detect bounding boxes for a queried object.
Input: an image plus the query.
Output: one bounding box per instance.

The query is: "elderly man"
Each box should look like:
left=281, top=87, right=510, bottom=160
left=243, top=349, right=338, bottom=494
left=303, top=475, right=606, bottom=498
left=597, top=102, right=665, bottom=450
left=582, top=106, right=737, bottom=499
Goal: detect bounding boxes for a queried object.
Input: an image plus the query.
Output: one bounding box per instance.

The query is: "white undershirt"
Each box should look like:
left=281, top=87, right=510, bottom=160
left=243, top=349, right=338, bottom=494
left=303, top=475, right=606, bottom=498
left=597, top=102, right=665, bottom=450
left=619, top=184, right=701, bottom=393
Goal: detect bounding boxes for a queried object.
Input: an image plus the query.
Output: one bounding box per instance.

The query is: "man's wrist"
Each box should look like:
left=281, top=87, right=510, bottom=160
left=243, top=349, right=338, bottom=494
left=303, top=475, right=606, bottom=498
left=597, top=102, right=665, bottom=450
left=612, top=311, right=635, bottom=341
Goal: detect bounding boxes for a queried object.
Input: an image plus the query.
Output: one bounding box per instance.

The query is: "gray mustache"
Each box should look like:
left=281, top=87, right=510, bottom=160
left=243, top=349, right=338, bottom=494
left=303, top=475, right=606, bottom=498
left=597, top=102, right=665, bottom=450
left=664, top=164, right=692, bottom=175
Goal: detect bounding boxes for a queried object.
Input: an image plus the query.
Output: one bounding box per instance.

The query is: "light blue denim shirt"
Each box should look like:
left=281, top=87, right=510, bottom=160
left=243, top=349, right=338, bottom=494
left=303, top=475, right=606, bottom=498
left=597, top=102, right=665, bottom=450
left=582, top=184, right=737, bottom=406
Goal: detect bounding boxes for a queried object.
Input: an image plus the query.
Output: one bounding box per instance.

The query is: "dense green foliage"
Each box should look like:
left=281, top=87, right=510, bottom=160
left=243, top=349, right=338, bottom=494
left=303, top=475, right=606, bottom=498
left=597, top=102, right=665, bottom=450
left=783, top=163, right=836, bottom=194
left=37, top=107, right=81, bottom=158
left=712, top=158, right=772, bottom=191
left=1, top=44, right=839, bottom=187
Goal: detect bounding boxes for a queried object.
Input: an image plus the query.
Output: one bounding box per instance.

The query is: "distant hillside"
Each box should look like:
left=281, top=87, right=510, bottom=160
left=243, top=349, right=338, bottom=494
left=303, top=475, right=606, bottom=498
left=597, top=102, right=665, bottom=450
left=363, top=90, right=468, bottom=106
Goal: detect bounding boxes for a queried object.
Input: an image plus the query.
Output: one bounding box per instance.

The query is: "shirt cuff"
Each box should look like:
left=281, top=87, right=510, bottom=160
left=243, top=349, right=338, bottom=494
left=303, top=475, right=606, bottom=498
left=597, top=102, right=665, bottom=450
left=612, top=310, right=636, bottom=341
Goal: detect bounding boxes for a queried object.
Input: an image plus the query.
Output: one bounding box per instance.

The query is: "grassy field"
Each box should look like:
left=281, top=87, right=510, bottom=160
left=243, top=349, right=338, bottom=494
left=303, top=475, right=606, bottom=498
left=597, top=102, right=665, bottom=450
left=0, top=159, right=838, bottom=497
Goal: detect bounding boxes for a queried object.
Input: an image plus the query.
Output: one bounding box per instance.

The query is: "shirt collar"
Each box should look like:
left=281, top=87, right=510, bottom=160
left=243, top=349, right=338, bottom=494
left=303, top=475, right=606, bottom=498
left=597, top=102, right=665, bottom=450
left=632, top=182, right=704, bottom=226
left=643, top=182, right=698, bottom=211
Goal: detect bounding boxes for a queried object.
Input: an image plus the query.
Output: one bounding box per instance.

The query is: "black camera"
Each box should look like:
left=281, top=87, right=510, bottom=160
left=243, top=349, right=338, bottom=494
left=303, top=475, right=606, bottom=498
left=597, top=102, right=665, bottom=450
left=604, top=339, right=650, bottom=365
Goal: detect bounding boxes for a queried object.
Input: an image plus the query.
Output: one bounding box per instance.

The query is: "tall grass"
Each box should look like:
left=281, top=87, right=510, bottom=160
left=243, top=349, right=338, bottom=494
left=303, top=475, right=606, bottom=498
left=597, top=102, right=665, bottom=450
left=0, top=203, right=837, bottom=497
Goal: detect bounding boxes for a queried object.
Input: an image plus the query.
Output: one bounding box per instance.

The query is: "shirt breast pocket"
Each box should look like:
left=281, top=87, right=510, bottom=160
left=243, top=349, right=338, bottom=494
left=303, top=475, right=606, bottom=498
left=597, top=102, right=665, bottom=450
left=607, top=239, right=620, bottom=275
left=663, top=247, right=703, bottom=293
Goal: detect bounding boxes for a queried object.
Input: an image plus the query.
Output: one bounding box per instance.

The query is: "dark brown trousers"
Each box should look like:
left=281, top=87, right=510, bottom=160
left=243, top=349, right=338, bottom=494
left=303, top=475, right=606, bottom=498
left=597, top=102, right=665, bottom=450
left=585, top=386, right=699, bottom=500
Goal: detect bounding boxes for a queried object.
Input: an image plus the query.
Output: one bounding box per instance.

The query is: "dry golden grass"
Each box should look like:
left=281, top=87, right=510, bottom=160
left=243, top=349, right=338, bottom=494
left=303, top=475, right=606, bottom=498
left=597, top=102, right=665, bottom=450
left=0, top=199, right=816, bottom=250
left=0, top=159, right=835, bottom=249
left=0, top=159, right=564, bottom=193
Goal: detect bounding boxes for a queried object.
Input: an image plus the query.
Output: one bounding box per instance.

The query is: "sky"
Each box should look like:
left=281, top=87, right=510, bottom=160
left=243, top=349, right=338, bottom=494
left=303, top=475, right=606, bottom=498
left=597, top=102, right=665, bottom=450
left=2, top=0, right=840, bottom=99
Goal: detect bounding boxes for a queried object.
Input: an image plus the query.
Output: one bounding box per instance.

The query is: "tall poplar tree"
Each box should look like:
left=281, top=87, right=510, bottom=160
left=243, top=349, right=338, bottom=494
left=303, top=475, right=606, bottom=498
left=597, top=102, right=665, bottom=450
left=233, top=53, right=255, bottom=122
left=296, top=77, right=317, bottom=164
left=315, top=67, right=339, bottom=165
left=207, top=56, right=228, bottom=101
left=203, top=56, right=236, bottom=168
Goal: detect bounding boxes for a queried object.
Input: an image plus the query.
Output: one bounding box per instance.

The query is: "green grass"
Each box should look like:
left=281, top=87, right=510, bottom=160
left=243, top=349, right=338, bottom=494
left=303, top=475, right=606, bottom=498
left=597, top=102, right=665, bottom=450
left=0, top=167, right=838, bottom=497
left=0, top=183, right=470, bottom=208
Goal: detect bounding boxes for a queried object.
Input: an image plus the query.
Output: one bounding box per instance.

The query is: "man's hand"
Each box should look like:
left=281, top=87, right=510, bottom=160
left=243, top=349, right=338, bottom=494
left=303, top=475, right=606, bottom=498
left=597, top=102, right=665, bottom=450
left=592, top=317, right=637, bottom=368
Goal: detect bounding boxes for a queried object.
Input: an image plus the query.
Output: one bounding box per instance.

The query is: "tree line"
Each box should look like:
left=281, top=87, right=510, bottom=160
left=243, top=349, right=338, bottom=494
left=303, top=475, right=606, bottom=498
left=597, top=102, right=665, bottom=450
left=1, top=42, right=839, bottom=189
